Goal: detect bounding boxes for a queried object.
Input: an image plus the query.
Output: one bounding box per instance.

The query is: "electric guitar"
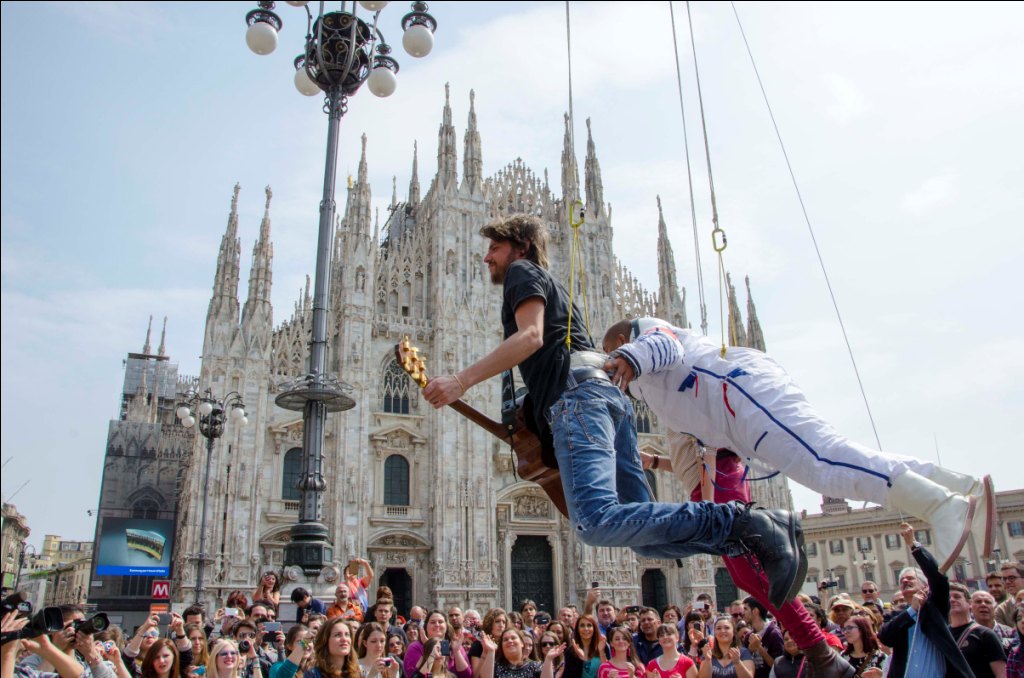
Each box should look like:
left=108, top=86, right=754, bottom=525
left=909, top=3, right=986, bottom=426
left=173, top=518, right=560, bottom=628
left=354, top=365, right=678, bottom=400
left=395, top=336, right=568, bottom=518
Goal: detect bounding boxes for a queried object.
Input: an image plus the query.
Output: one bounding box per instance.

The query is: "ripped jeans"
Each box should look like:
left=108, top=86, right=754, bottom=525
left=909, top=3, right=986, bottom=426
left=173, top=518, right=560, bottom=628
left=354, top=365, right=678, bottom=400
left=548, top=376, right=734, bottom=559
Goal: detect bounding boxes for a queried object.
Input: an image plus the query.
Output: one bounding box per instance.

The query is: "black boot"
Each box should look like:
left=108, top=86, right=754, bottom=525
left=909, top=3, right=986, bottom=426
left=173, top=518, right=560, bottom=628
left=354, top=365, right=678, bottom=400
left=726, top=501, right=806, bottom=608
left=802, top=640, right=855, bottom=678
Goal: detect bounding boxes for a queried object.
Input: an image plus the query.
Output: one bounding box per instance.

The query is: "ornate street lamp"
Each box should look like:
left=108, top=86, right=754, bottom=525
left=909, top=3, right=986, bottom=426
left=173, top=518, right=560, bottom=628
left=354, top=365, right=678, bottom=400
left=243, top=0, right=437, bottom=575
left=176, top=390, right=247, bottom=605
left=857, top=548, right=877, bottom=582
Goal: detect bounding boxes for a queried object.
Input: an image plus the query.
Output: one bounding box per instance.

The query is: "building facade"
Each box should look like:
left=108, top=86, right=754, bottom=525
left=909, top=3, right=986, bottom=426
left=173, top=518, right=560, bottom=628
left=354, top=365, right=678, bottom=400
left=0, top=503, right=30, bottom=592
left=86, top=319, right=196, bottom=628
left=800, top=488, right=1024, bottom=602
left=168, top=85, right=789, bottom=615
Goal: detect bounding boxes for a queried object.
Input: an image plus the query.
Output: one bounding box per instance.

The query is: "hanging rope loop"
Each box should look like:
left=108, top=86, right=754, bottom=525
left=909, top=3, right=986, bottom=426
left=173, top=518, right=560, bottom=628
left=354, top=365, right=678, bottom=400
left=569, top=199, right=585, bottom=229
left=711, top=226, right=728, bottom=253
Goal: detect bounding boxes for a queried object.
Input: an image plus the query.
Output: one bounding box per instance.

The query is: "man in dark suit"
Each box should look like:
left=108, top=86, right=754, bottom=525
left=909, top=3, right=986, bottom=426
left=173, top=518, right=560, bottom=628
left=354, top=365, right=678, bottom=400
left=878, top=523, right=974, bottom=678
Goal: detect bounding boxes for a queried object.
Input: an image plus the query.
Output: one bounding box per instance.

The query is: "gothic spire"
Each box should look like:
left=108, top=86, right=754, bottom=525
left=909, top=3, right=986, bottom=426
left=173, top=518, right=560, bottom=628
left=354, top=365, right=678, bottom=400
left=462, top=89, right=483, bottom=194
left=408, top=141, right=420, bottom=205
left=655, top=197, right=688, bottom=329
left=344, top=134, right=373, bottom=236
left=435, top=82, right=458, bottom=191
left=726, top=272, right=747, bottom=348
left=207, top=183, right=242, bottom=324
left=745, top=275, right=766, bottom=351
left=560, top=113, right=580, bottom=203
left=242, top=185, right=274, bottom=321
left=391, top=175, right=397, bottom=210
left=584, top=118, right=604, bottom=215
left=142, top=315, right=153, bottom=355
left=157, top=316, right=167, bottom=357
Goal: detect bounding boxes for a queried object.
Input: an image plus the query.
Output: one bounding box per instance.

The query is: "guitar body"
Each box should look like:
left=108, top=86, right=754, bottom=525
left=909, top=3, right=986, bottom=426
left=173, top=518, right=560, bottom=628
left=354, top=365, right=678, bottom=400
left=396, top=338, right=568, bottom=518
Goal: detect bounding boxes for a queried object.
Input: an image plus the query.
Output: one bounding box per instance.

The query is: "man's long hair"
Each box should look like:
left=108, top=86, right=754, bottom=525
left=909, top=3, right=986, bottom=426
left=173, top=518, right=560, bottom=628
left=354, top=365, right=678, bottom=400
left=479, top=214, right=549, bottom=269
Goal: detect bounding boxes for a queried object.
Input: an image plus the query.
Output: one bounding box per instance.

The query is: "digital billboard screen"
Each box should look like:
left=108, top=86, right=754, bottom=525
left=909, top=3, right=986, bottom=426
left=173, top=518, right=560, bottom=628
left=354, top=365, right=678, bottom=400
left=96, top=518, right=174, bottom=576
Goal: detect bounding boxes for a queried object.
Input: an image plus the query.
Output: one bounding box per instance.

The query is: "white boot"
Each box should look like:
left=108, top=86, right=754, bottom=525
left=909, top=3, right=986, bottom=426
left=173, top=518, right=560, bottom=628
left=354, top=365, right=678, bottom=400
left=924, top=469, right=996, bottom=558
left=890, top=470, right=977, bottom=572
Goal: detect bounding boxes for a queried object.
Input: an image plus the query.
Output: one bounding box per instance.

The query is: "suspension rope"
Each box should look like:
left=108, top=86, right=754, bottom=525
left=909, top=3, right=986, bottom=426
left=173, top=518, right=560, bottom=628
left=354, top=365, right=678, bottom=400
left=668, top=1, right=709, bottom=336
left=564, top=1, right=591, bottom=348
left=685, top=1, right=730, bottom=357
left=729, top=1, right=883, bottom=451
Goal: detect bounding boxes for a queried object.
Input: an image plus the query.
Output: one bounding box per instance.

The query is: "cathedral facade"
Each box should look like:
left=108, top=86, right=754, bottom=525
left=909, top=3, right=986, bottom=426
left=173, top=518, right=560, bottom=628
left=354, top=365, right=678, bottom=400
left=169, top=85, right=791, bottom=616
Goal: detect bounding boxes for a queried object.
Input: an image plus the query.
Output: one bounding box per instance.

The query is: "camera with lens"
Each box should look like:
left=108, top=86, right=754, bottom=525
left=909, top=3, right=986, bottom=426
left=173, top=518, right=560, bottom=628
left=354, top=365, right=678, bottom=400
left=74, top=613, right=110, bottom=635
left=0, top=592, right=64, bottom=646
left=818, top=579, right=839, bottom=590
left=239, top=640, right=252, bottom=653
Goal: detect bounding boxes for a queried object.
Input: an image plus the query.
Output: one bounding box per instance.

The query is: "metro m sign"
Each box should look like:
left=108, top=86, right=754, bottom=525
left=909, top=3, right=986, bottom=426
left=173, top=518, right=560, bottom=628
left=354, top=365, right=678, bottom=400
left=151, top=580, right=171, bottom=600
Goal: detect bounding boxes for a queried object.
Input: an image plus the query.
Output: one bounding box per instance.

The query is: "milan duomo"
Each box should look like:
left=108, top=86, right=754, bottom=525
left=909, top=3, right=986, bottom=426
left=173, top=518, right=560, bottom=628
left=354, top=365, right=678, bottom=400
left=98, top=85, right=793, bottom=619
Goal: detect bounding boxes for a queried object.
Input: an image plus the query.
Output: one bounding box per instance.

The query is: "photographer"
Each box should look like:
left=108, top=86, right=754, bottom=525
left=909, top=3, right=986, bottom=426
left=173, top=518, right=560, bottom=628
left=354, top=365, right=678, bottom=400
left=17, top=606, right=84, bottom=673
left=268, top=627, right=312, bottom=678
left=356, top=624, right=400, bottom=678
left=3, top=612, right=86, bottom=678
left=230, top=622, right=270, bottom=678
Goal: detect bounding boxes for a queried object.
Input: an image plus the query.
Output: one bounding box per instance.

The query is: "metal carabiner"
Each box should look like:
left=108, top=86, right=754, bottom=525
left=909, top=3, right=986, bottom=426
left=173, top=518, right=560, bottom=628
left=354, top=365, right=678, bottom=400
left=712, top=227, right=728, bottom=252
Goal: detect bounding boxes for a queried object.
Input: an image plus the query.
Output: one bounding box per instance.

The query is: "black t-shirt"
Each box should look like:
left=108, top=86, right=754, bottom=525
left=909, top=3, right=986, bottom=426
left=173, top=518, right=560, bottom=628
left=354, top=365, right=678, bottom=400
left=951, top=622, right=1006, bottom=678
left=501, top=260, right=594, bottom=429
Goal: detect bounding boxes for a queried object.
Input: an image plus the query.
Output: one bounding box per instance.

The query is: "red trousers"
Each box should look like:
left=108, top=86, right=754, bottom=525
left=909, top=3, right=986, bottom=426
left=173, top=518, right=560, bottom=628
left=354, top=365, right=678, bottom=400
left=690, top=450, right=824, bottom=650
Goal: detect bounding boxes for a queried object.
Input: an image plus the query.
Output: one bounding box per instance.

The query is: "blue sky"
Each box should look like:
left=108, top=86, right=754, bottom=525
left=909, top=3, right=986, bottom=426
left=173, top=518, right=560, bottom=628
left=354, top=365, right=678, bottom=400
left=2, top=1, right=1023, bottom=546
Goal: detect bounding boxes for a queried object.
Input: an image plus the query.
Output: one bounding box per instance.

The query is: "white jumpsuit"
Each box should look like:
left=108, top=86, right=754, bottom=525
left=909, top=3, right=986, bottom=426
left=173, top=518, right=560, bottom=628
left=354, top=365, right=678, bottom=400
left=615, top=318, right=941, bottom=505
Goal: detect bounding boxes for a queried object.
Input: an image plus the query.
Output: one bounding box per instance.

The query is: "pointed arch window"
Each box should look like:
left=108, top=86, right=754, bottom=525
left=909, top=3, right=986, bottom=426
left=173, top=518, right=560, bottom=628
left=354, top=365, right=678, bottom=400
left=635, top=400, right=654, bottom=434
left=282, top=447, right=302, bottom=501
left=383, top=455, right=410, bottom=506
left=382, top=361, right=413, bottom=414
left=131, top=498, right=160, bottom=520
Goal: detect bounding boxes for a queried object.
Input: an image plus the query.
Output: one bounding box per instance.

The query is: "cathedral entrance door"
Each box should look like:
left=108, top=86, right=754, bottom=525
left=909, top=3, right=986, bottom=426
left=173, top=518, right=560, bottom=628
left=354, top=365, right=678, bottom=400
left=714, top=566, right=737, bottom=609
left=511, top=536, right=554, bottom=614
left=379, top=568, right=412, bottom=619
left=641, top=569, right=668, bottom=611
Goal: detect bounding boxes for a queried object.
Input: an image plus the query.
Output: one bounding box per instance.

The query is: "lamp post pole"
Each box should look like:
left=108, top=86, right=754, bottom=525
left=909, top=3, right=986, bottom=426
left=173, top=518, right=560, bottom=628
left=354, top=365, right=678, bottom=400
left=176, top=391, right=247, bottom=606
left=243, top=0, right=437, bottom=575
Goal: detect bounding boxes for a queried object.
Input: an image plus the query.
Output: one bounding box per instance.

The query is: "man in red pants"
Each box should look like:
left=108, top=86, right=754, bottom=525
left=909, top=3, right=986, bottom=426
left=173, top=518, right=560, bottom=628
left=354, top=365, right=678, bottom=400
left=643, top=430, right=853, bottom=677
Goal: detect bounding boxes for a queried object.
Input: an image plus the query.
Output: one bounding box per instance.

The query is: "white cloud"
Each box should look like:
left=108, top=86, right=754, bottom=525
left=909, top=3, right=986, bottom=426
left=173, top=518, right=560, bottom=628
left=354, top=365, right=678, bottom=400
left=824, top=73, right=869, bottom=123
left=900, top=170, right=959, bottom=216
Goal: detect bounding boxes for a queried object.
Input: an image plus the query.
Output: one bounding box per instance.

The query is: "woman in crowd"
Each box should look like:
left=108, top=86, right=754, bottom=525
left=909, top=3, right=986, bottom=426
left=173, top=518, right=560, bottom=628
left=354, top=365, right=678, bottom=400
left=357, top=623, right=401, bottom=678
left=598, top=627, right=639, bottom=678
left=543, top=624, right=569, bottom=650
left=412, top=639, right=455, bottom=678
left=305, top=618, right=360, bottom=678
left=471, top=609, right=508, bottom=677
left=680, top=614, right=704, bottom=666
left=184, top=624, right=209, bottom=671
left=403, top=611, right=470, bottom=678
left=645, top=624, right=695, bottom=678
left=826, top=598, right=856, bottom=645
left=386, top=634, right=408, bottom=663
left=479, top=629, right=544, bottom=678
left=768, top=630, right=805, bottom=678
left=838, top=617, right=885, bottom=677
left=206, top=641, right=243, bottom=678
left=697, top=618, right=752, bottom=678
left=564, top=615, right=602, bottom=678
left=124, top=615, right=164, bottom=675
left=253, top=573, right=282, bottom=610
left=308, top=616, right=328, bottom=638
left=270, top=625, right=313, bottom=678
left=521, top=636, right=536, bottom=663
left=536, top=633, right=563, bottom=678
left=226, top=592, right=251, bottom=615
left=141, top=639, right=194, bottom=678
left=508, top=615, right=525, bottom=633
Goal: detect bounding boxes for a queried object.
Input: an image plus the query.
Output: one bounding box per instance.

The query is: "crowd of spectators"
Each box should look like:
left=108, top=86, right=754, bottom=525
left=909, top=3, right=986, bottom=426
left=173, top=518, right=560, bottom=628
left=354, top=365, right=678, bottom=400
left=4, top=553, right=1023, bottom=678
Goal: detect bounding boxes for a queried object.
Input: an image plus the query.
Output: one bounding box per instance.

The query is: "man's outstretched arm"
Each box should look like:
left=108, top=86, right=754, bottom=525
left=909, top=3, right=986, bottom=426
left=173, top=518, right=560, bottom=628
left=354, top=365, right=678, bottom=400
left=424, top=296, right=545, bottom=408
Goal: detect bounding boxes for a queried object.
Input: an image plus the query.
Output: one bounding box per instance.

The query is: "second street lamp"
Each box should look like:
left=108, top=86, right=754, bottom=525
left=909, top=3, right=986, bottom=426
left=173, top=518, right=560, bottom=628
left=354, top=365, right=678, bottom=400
left=243, top=0, right=437, bottom=575
left=177, top=389, right=247, bottom=606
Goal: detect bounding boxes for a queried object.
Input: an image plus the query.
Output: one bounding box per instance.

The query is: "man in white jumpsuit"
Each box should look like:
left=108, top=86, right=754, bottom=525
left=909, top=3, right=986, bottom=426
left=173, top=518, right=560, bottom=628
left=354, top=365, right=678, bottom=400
left=602, top=317, right=994, bottom=573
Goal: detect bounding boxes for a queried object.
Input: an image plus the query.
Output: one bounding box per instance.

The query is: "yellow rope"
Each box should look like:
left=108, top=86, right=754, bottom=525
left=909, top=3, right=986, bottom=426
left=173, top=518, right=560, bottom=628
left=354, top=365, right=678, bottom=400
left=565, top=200, right=592, bottom=349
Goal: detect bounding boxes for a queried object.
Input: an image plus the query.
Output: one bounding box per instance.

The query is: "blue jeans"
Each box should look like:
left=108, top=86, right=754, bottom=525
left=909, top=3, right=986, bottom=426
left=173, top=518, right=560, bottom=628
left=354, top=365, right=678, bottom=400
left=548, top=377, right=735, bottom=559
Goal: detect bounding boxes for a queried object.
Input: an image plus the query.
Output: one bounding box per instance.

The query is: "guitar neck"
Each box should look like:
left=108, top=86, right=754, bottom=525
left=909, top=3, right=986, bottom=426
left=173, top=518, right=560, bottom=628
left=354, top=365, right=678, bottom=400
left=448, top=399, right=508, bottom=440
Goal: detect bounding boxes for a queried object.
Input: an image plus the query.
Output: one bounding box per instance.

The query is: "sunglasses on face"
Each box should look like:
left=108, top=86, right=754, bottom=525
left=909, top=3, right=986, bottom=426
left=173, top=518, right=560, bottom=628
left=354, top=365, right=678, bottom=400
left=218, top=652, right=239, bottom=658
left=862, top=589, right=876, bottom=593
left=540, top=642, right=556, bottom=648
